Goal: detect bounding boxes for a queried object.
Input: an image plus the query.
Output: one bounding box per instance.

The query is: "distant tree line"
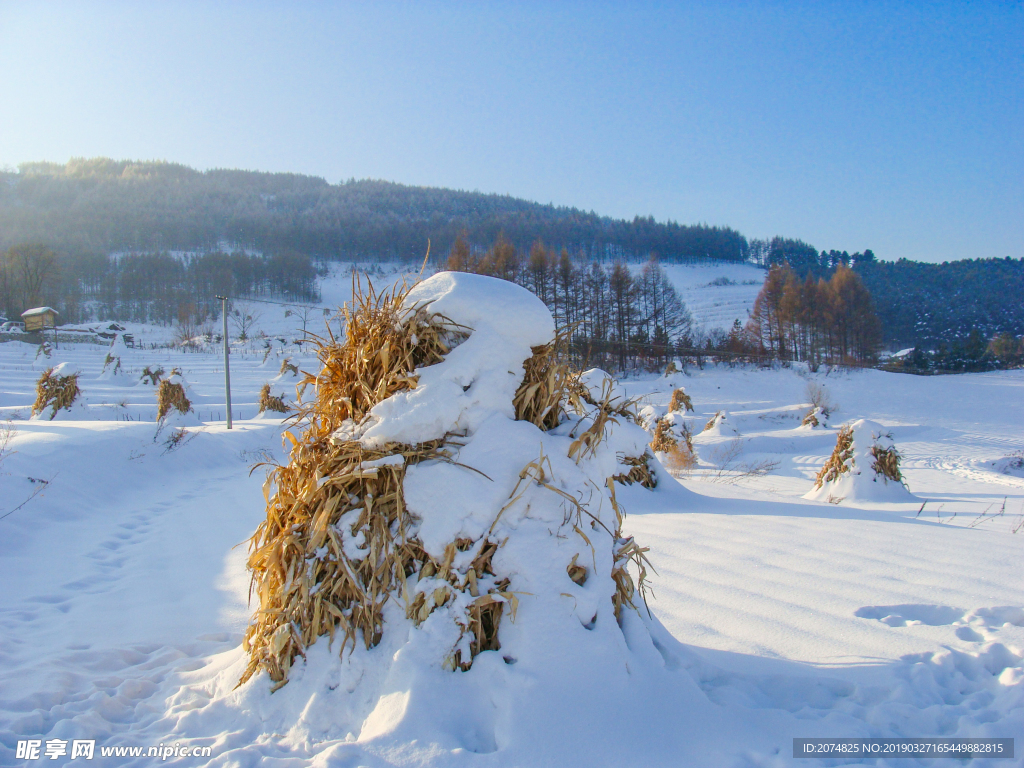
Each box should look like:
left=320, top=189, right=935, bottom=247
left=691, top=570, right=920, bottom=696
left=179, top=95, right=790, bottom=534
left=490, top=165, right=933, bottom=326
left=0, top=244, right=317, bottom=325
left=742, top=263, right=882, bottom=365
left=0, top=158, right=749, bottom=264
left=447, top=235, right=697, bottom=372
left=888, top=331, right=1024, bottom=374
left=747, top=236, right=877, bottom=275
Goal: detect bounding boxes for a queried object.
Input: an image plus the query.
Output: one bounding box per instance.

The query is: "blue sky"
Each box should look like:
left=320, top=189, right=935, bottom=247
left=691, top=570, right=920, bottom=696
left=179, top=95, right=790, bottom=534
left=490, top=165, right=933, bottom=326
left=0, top=1, right=1020, bottom=263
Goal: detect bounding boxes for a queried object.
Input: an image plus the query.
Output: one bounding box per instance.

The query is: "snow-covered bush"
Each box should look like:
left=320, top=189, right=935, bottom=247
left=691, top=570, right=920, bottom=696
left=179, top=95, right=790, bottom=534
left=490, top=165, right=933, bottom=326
left=800, top=406, right=829, bottom=429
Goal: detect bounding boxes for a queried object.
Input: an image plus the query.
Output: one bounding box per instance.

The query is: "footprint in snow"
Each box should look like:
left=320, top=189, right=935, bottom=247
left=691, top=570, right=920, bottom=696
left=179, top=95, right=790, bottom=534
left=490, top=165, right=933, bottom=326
left=855, top=604, right=1024, bottom=641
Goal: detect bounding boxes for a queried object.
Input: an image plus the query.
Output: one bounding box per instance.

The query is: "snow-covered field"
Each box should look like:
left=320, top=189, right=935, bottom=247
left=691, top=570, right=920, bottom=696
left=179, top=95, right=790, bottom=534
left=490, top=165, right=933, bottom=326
left=1, top=320, right=1022, bottom=765
left=653, top=262, right=765, bottom=331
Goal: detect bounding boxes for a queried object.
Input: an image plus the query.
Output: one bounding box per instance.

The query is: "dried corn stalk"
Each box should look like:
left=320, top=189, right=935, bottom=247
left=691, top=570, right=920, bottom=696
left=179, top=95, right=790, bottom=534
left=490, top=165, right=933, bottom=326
left=814, top=425, right=854, bottom=488
left=870, top=437, right=903, bottom=482
left=668, top=388, right=692, bottom=413
left=140, top=365, right=164, bottom=385
left=258, top=384, right=290, bottom=414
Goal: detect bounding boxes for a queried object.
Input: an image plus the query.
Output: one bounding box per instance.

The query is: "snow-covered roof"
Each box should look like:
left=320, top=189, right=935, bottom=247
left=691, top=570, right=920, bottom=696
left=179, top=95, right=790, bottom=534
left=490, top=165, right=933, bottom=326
left=893, top=347, right=915, bottom=358
left=21, top=306, right=60, bottom=318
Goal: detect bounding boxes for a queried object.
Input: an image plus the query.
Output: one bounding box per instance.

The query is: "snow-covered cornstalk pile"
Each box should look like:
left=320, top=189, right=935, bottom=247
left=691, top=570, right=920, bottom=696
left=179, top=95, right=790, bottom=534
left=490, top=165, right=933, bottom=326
left=32, top=363, right=82, bottom=420
left=241, top=273, right=657, bottom=690
left=668, top=387, right=692, bottom=414
left=808, top=419, right=911, bottom=502
left=257, top=384, right=289, bottom=414
left=156, top=373, right=192, bottom=421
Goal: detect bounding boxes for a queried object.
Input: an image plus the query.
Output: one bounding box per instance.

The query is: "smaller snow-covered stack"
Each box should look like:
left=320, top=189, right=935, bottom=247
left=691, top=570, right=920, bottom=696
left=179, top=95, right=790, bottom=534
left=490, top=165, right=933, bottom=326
left=32, top=363, right=86, bottom=420
left=157, top=371, right=199, bottom=425
left=139, top=365, right=164, bottom=386
left=99, top=335, right=133, bottom=383
left=668, top=387, right=693, bottom=414
left=800, top=406, right=829, bottom=429
left=278, top=357, right=299, bottom=378
left=805, top=419, right=913, bottom=502
left=257, top=383, right=290, bottom=415
left=650, top=413, right=695, bottom=471
left=700, top=410, right=739, bottom=437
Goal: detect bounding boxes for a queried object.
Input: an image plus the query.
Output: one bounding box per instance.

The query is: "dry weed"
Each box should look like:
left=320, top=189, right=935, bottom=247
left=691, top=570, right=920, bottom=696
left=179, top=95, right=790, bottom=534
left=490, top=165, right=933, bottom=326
left=805, top=381, right=836, bottom=419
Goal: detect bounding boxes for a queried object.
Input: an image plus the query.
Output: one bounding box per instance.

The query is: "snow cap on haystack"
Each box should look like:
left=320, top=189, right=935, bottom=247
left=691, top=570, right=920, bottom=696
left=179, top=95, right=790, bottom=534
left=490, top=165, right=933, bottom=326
left=805, top=418, right=913, bottom=503
left=31, top=362, right=88, bottom=420
left=236, top=271, right=665, bottom=743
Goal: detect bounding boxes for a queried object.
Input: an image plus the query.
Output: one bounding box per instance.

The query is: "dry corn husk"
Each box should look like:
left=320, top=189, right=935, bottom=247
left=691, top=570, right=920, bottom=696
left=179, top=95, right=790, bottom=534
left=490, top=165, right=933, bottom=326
left=870, top=440, right=903, bottom=482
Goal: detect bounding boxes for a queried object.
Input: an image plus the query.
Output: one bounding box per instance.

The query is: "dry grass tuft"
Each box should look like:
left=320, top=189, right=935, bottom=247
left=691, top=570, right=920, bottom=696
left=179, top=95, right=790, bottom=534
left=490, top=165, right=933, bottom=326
left=103, top=354, right=122, bottom=376
left=140, top=365, right=164, bottom=385
left=664, top=361, right=679, bottom=375
left=240, top=278, right=655, bottom=690
left=668, top=388, right=693, bottom=413
left=652, top=417, right=695, bottom=474
left=280, top=358, right=300, bottom=377
left=157, top=379, right=192, bottom=420
left=32, top=368, right=81, bottom=420
left=258, top=384, right=290, bottom=414
left=813, top=425, right=854, bottom=488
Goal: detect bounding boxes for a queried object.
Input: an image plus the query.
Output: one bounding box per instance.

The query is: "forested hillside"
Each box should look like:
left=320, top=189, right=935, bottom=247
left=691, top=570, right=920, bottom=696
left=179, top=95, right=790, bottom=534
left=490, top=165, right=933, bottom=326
left=0, top=158, right=748, bottom=263
left=854, top=257, right=1024, bottom=348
